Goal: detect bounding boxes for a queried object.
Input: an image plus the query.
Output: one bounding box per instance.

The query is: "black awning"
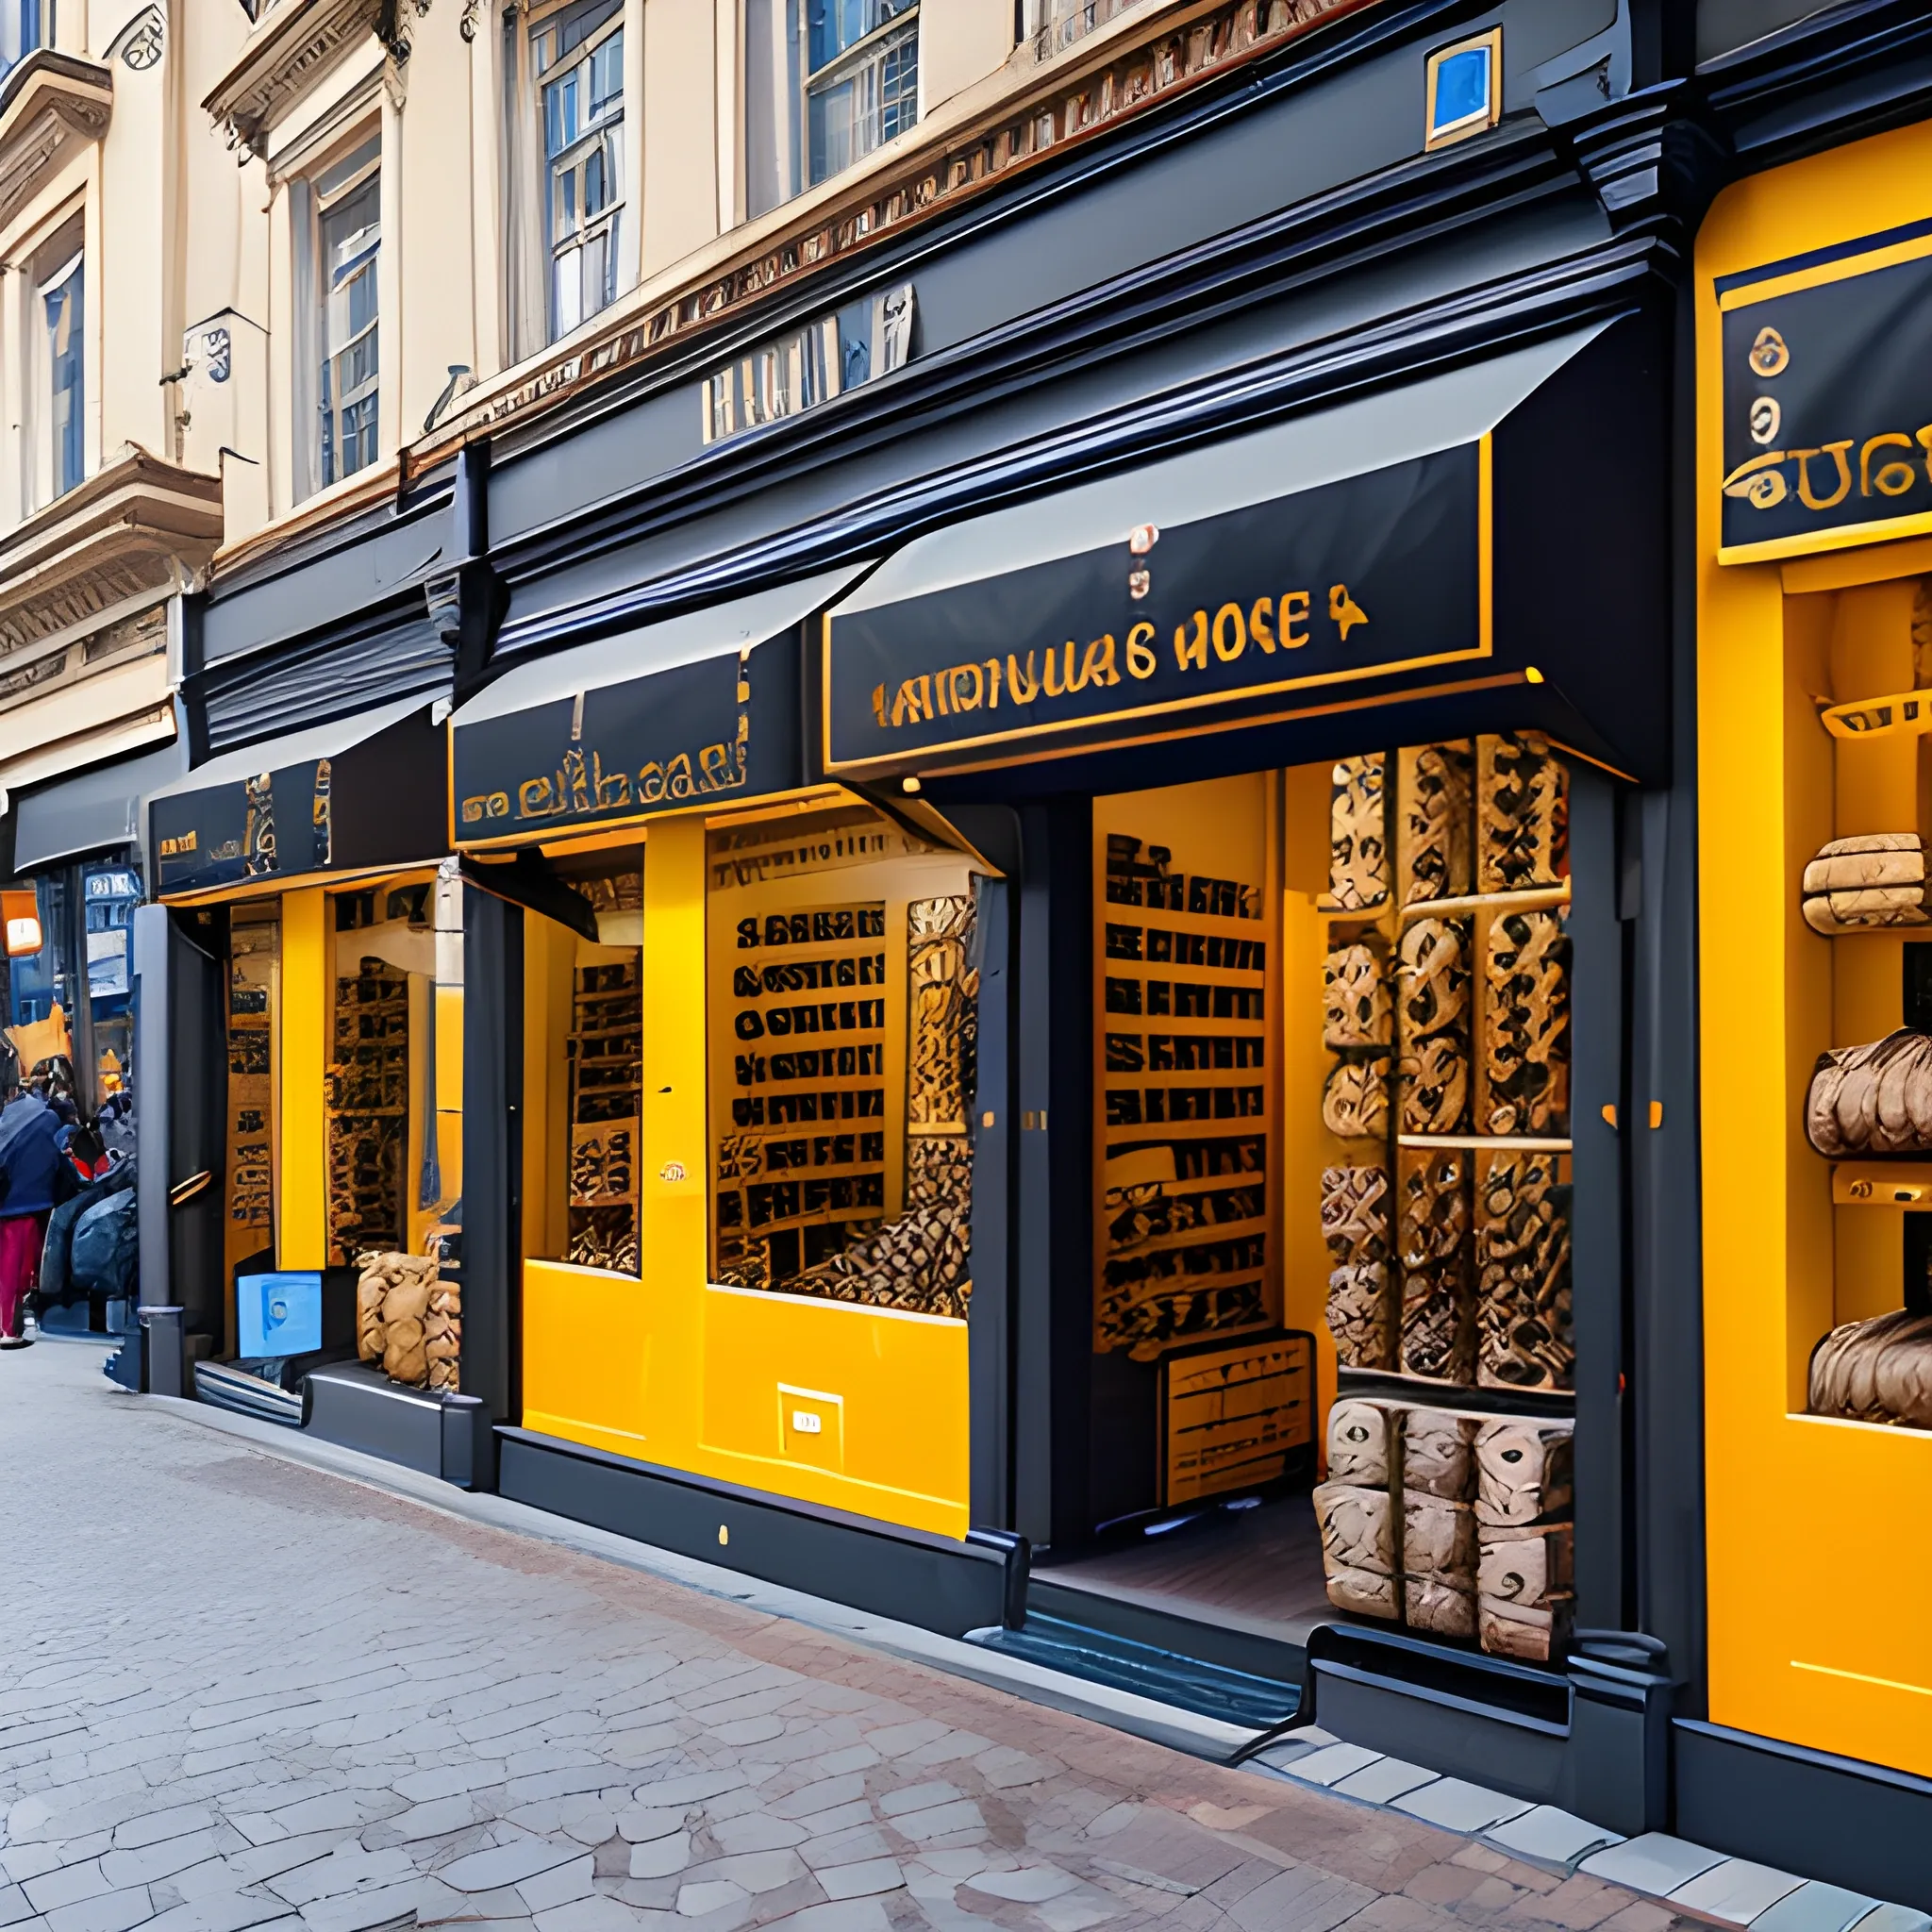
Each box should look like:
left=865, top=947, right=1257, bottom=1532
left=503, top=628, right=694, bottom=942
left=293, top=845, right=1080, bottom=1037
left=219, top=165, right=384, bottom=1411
left=145, top=698, right=448, bottom=898
left=822, top=317, right=1670, bottom=789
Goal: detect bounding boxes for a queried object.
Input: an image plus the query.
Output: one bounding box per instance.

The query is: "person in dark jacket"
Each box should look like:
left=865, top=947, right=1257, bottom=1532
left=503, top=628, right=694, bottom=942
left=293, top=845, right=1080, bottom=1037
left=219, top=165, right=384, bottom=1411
left=0, top=1070, right=65, bottom=1347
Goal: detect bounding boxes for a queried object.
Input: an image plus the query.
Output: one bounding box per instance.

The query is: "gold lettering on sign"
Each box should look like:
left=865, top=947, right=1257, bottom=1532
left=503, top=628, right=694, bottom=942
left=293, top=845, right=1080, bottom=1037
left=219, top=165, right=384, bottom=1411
left=1793, top=441, right=1855, bottom=510
left=1125, top=623, right=1157, bottom=679
left=1724, top=422, right=1932, bottom=520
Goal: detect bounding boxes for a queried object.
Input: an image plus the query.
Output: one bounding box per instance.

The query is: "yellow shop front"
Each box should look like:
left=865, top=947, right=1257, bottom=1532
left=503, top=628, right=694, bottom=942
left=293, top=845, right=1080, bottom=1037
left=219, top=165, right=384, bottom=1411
left=142, top=698, right=460, bottom=1395
left=1691, top=111, right=1932, bottom=1890
left=450, top=571, right=988, bottom=1544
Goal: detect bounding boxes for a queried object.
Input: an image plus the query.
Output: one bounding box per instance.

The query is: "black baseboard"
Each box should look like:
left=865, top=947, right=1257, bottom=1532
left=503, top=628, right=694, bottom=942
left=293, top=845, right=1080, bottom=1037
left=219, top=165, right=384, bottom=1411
left=1025, top=1575, right=1307, bottom=1687
left=495, top=1426, right=1019, bottom=1638
left=1674, top=1718, right=1932, bottom=1911
left=303, top=1362, right=496, bottom=1490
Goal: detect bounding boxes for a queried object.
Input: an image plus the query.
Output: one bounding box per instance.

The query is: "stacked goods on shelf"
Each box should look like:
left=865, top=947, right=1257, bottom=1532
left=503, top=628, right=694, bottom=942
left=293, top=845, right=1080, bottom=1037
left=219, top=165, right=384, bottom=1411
left=713, top=903, right=889, bottom=1291
left=1315, top=734, right=1576, bottom=1661
left=225, top=926, right=275, bottom=1246
left=1097, top=832, right=1272, bottom=1359
left=769, top=895, right=977, bottom=1319
left=327, top=958, right=408, bottom=1259
left=1805, top=1029, right=1932, bottom=1155
left=1808, top=1310, right=1932, bottom=1425
left=1313, top=1395, right=1575, bottom=1660
left=1800, top=834, right=1929, bottom=934
left=356, top=1250, right=460, bottom=1391
left=569, top=961, right=641, bottom=1273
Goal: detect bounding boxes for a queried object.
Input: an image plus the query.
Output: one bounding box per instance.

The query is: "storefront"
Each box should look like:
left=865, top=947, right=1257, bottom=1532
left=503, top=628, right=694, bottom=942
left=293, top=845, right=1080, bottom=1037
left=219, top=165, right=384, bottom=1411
left=136, top=696, right=457, bottom=1415
left=1692, top=109, right=1932, bottom=1906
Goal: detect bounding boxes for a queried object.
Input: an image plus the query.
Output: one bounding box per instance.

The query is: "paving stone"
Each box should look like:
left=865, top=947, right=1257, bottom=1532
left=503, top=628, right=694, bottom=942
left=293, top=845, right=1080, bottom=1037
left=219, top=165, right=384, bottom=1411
left=766, top=1782, right=865, bottom=1824
left=0, top=1888, right=34, bottom=1928
left=517, top=1858, right=595, bottom=1912
left=613, top=1813, right=685, bottom=1849
left=1389, top=1781, right=1534, bottom=1836
left=1749, top=1887, right=1889, bottom=1932
left=293, top=1880, right=423, bottom=1932
left=1666, top=1860, right=1806, bottom=1924
left=1331, top=1761, right=1441, bottom=1807
left=762, top=1904, right=890, bottom=1932
left=811, top=1862, right=899, bottom=1904
left=963, top=1867, right=1082, bottom=1904
left=626, top=1840, right=690, bottom=1883
left=673, top=1882, right=744, bottom=1917
left=532, top=1898, right=643, bottom=1932
left=108, top=1819, right=216, bottom=1857
left=441, top=1840, right=586, bottom=1893
left=23, top=1863, right=111, bottom=1914
left=140, top=1894, right=296, bottom=1932
left=1280, top=1746, right=1384, bottom=1790
left=1580, top=1837, right=1729, bottom=1898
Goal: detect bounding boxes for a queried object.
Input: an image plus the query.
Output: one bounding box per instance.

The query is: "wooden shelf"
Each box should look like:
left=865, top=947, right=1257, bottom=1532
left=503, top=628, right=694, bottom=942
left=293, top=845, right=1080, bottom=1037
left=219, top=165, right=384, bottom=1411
left=1105, top=1214, right=1269, bottom=1261
left=1397, top=1133, right=1573, bottom=1153
left=1395, top=883, right=1570, bottom=924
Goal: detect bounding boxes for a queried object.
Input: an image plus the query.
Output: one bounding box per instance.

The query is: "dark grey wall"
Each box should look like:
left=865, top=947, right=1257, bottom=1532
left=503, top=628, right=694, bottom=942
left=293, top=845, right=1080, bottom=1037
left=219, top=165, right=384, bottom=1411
left=1696, top=0, right=1832, bottom=64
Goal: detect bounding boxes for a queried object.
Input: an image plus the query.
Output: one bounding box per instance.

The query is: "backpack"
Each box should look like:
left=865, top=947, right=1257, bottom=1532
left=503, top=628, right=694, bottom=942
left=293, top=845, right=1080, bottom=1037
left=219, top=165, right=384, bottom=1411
left=70, top=1189, right=139, bottom=1301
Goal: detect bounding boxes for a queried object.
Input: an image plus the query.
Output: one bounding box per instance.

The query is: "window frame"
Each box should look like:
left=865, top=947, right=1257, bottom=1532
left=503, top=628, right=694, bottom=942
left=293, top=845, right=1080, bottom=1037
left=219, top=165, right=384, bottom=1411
left=21, top=214, right=86, bottom=515
left=310, top=139, right=381, bottom=492
left=801, top=0, right=919, bottom=192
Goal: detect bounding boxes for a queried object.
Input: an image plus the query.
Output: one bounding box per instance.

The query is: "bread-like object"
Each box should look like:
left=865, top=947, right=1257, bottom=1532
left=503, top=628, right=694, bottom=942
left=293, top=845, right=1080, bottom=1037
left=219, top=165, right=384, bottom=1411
left=1807, top=1309, right=1932, bottom=1425
left=1323, top=1056, right=1389, bottom=1141
left=1398, top=742, right=1474, bottom=905
left=1475, top=1419, right=1574, bottom=1526
left=1477, top=1524, right=1574, bottom=1606
left=1806, top=1031, right=1932, bottom=1157
left=1403, top=1492, right=1477, bottom=1583
left=1321, top=1165, right=1389, bottom=1266
left=1313, top=1482, right=1394, bottom=1575
left=1327, top=1566, right=1399, bottom=1620
left=1329, top=756, right=1390, bottom=910
left=1405, top=1577, right=1476, bottom=1638
left=1480, top=1593, right=1573, bottom=1662
left=1477, top=733, right=1568, bottom=893
left=1326, top=1262, right=1392, bottom=1370
left=1402, top=1407, right=1480, bottom=1501
left=1327, top=1397, right=1399, bottom=1488
left=1324, top=941, right=1391, bottom=1049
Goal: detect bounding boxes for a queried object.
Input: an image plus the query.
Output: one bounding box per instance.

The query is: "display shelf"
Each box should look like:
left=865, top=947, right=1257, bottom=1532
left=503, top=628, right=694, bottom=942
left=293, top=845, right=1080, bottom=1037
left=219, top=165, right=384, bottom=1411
left=1832, top=1161, right=1932, bottom=1205
left=1336, top=1363, right=1578, bottom=1419
left=1818, top=685, right=1932, bottom=741
left=1397, top=883, right=1571, bottom=923
left=1399, top=1133, right=1574, bottom=1153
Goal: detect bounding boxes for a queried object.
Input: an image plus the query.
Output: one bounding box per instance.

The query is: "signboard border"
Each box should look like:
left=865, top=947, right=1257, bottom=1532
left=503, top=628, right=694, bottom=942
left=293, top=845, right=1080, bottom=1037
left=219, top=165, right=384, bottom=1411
left=1717, top=227, right=1932, bottom=565
left=820, top=436, right=1494, bottom=777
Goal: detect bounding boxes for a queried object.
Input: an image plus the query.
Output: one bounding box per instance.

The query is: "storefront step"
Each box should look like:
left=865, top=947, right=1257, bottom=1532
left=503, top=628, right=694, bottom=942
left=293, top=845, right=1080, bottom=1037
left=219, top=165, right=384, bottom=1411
left=962, top=1612, right=1298, bottom=1731
left=191, top=1360, right=303, bottom=1427
left=302, top=1363, right=495, bottom=1491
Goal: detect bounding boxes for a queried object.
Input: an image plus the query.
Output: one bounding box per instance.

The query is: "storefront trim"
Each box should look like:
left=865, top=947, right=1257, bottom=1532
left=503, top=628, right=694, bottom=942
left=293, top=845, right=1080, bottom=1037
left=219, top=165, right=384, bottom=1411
left=495, top=1424, right=1022, bottom=1639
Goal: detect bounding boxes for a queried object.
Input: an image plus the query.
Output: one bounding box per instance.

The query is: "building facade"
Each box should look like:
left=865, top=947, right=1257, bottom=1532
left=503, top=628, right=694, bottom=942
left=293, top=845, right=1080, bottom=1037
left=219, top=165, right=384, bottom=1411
left=70, top=0, right=1932, bottom=1907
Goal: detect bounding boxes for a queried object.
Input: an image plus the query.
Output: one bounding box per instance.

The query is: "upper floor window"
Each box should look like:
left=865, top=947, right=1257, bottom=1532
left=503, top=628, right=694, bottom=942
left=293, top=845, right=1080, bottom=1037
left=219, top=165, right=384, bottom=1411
left=535, top=0, right=624, bottom=340
left=746, top=0, right=919, bottom=221
left=25, top=225, right=83, bottom=511
left=0, top=0, right=48, bottom=84
left=300, top=137, right=380, bottom=494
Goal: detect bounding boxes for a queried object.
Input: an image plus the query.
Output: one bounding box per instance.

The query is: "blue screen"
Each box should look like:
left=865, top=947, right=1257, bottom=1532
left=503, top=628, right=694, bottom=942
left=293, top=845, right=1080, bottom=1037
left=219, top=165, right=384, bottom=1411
left=1432, top=46, right=1491, bottom=135
left=238, top=1272, right=323, bottom=1357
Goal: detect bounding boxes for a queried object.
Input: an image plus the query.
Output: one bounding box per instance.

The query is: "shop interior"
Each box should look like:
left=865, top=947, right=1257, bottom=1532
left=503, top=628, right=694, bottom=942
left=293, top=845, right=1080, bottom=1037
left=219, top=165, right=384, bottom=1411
left=1035, top=741, right=1578, bottom=1669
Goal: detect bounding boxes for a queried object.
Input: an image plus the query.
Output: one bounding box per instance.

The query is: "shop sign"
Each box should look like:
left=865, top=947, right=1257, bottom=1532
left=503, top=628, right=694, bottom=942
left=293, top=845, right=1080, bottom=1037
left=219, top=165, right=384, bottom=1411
left=452, top=634, right=798, bottom=845
left=1719, top=228, right=1932, bottom=561
left=85, top=870, right=140, bottom=902
left=153, top=759, right=333, bottom=894
left=823, top=442, right=1486, bottom=774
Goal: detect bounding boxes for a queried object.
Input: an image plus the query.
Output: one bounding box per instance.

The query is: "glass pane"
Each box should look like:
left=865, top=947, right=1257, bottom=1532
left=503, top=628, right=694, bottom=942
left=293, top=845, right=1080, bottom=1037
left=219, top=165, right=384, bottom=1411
left=590, top=30, right=622, bottom=117
left=582, top=227, right=608, bottom=318
left=584, top=145, right=605, bottom=216
left=808, top=0, right=914, bottom=75
left=808, top=21, right=916, bottom=185
left=555, top=242, right=583, bottom=334
left=43, top=258, right=83, bottom=498
left=545, top=71, right=578, bottom=156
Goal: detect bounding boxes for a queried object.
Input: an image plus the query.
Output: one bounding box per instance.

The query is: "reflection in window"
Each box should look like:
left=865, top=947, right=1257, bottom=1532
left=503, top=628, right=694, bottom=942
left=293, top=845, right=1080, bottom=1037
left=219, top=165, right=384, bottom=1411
left=314, top=141, right=380, bottom=490
left=535, top=0, right=624, bottom=341
left=745, top=0, right=918, bottom=220
left=0, top=0, right=44, bottom=83
left=38, top=250, right=83, bottom=503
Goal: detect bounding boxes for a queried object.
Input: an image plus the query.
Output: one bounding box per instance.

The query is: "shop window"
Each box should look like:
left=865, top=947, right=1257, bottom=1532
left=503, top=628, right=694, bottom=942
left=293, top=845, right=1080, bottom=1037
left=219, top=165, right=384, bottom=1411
left=292, top=137, right=380, bottom=499
left=324, top=877, right=453, bottom=1265
left=1021, top=0, right=1146, bottom=61
left=744, top=0, right=918, bottom=221
left=707, top=801, right=975, bottom=1316
left=23, top=220, right=84, bottom=513
left=1789, top=575, right=1932, bottom=1429
left=227, top=908, right=278, bottom=1278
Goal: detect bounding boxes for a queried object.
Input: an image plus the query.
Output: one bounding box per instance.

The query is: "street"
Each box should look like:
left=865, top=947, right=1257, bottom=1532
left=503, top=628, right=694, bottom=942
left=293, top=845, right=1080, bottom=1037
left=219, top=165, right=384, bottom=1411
left=0, top=1343, right=1682, bottom=1932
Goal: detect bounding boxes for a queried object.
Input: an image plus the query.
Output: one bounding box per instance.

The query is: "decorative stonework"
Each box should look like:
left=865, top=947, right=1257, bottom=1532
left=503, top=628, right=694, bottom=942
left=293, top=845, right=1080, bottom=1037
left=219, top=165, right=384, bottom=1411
left=108, top=6, right=165, bottom=70
left=203, top=0, right=384, bottom=153
left=0, top=53, right=113, bottom=232
left=0, top=450, right=221, bottom=664
left=417, top=0, right=1370, bottom=460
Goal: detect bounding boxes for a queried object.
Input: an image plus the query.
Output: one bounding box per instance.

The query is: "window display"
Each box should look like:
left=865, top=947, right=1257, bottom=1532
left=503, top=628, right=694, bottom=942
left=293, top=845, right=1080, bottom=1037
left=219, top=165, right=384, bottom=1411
left=226, top=908, right=277, bottom=1272
left=708, top=804, right=977, bottom=1318
left=1310, top=734, right=1577, bottom=1661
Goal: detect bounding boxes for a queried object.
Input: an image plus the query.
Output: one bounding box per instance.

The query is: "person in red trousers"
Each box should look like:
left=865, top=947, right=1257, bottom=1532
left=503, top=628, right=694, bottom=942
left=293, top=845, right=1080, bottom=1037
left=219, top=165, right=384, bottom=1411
left=0, top=1058, right=63, bottom=1348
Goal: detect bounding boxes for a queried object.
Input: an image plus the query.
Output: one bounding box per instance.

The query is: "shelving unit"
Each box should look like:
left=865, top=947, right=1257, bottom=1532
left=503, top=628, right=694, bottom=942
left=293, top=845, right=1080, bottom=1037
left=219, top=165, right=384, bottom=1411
left=327, top=956, right=408, bottom=1260
left=569, top=961, right=641, bottom=1273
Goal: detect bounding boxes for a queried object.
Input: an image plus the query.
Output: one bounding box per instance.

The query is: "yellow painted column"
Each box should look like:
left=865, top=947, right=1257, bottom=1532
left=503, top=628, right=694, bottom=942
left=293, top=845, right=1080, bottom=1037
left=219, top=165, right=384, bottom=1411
left=641, top=818, right=709, bottom=1449
left=277, top=887, right=329, bottom=1270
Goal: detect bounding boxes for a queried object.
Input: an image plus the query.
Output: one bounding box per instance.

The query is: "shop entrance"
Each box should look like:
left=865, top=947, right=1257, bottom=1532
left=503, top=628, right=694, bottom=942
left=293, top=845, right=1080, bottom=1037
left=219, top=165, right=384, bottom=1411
left=1029, top=740, right=1581, bottom=1682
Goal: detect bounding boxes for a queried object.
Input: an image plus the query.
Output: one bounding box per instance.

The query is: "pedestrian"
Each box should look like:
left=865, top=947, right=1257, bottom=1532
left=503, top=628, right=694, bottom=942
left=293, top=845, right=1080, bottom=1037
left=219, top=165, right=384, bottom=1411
left=0, top=1047, right=67, bottom=1349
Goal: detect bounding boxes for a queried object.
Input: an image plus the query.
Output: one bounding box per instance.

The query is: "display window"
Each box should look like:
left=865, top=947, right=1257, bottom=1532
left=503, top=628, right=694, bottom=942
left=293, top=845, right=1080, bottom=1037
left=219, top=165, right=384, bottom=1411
left=515, top=796, right=981, bottom=1534
left=1048, top=741, right=1578, bottom=1664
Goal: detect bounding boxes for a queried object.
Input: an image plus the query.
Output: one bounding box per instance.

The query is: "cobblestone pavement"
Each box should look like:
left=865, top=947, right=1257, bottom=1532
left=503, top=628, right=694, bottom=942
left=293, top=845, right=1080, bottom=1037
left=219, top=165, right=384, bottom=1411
left=0, top=1344, right=1686, bottom=1932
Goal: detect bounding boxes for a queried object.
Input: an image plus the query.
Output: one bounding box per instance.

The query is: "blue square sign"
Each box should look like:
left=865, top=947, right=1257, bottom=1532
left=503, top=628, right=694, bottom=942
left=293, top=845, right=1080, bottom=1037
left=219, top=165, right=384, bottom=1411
left=238, top=1272, right=323, bottom=1357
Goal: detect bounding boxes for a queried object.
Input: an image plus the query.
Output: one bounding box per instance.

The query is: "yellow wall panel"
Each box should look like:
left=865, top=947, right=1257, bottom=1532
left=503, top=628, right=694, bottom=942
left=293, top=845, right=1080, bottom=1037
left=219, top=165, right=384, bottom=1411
left=1700, top=118, right=1932, bottom=1778
left=277, top=888, right=328, bottom=1270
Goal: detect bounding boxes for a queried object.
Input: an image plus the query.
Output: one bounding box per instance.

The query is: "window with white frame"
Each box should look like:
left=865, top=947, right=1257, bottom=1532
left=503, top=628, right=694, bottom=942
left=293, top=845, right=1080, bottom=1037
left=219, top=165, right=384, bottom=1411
left=23, top=220, right=84, bottom=512
left=502, top=0, right=625, bottom=356
left=745, top=0, right=919, bottom=221
left=536, top=0, right=624, bottom=340
left=292, top=136, right=380, bottom=499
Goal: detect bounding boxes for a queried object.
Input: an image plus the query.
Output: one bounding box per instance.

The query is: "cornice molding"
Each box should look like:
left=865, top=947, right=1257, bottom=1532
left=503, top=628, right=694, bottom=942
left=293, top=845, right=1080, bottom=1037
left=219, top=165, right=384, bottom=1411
left=202, top=0, right=391, bottom=154
left=414, top=0, right=1378, bottom=463
left=0, top=448, right=221, bottom=661
left=0, top=51, right=111, bottom=232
